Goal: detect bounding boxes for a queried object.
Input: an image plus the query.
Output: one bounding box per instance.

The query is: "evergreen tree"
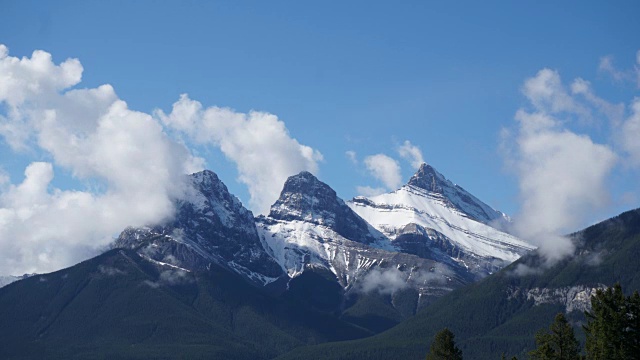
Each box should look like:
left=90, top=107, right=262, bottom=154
left=625, top=291, right=640, bottom=358
left=529, top=313, right=581, bottom=360
left=584, top=284, right=625, bottom=360
left=584, top=284, right=640, bottom=360
left=426, top=328, right=463, bottom=360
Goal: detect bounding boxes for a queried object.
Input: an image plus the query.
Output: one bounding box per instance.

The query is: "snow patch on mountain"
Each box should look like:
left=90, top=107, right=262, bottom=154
left=350, top=185, right=533, bottom=262
left=349, top=164, right=535, bottom=269
left=407, top=163, right=510, bottom=226
left=257, top=217, right=466, bottom=296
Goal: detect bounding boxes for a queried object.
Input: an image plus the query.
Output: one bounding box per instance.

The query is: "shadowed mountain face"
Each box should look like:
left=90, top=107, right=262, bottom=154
left=258, top=171, right=470, bottom=326
left=115, top=170, right=284, bottom=286
left=112, top=168, right=531, bottom=336
left=267, top=171, right=381, bottom=244
left=276, top=208, right=640, bottom=360
left=0, top=248, right=371, bottom=360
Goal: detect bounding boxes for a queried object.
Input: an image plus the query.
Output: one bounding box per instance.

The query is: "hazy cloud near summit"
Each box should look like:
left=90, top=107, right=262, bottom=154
left=397, top=140, right=424, bottom=169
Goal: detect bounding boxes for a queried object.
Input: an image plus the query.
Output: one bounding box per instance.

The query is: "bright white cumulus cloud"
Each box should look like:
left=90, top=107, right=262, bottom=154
left=0, top=45, right=319, bottom=275
left=355, top=139, right=422, bottom=196
left=156, top=94, right=323, bottom=214
left=505, top=68, right=620, bottom=264
left=0, top=45, right=204, bottom=275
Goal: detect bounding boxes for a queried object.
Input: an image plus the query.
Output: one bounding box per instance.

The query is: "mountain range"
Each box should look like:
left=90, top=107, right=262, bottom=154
left=1, top=164, right=637, bottom=359
left=113, top=163, right=534, bottom=315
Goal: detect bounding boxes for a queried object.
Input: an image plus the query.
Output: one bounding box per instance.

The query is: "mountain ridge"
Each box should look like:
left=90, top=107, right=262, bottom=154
left=276, top=207, right=640, bottom=360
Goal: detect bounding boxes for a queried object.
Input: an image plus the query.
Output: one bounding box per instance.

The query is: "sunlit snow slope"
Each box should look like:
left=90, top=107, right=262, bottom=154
left=348, top=163, right=535, bottom=274
left=257, top=171, right=468, bottom=294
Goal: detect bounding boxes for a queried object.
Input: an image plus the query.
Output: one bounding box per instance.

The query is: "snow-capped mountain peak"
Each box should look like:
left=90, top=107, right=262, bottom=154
left=348, top=163, right=535, bottom=276
left=406, top=162, right=509, bottom=226
left=114, top=170, right=284, bottom=286
left=266, top=171, right=382, bottom=245
left=268, top=171, right=341, bottom=225
left=407, top=163, right=447, bottom=193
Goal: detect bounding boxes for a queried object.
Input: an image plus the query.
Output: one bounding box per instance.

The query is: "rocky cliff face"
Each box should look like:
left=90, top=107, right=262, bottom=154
left=114, top=170, right=283, bottom=286
left=506, top=285, right=606, bottom=313
left=267, top=171, right=383, bottom=245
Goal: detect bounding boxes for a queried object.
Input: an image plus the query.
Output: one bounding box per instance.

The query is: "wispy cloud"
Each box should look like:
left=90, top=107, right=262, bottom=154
left=359, top=267, right=408, bottom=295
left=356, top=185, right=386, bottom=197
left=597, top=52, right=640, bottom=88
left=397, top=140, right=424, bottom=169
left=345, top=150, right=358, bottom=165
left=363, top=154, right=402, bottom=190
left=598, top=55, right=628, bottom=82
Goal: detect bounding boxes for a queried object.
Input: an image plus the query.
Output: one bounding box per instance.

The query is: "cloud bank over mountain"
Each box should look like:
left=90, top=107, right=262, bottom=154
left=0, top=45, right=321, bottom=275
left=503, top=59, right=640, bottom=264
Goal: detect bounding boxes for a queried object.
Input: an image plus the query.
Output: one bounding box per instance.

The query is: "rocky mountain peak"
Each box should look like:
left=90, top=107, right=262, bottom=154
left=266, top=171, right=381, bottom=244
left=280, top=171, right=335, bottom=197
left=404, top=162, right=509, bottom=226
left=407, top=163, right=446, bottom=193
left=269, top=171, right=340, bottom=222
left=115, top=169, right=284, bottom=285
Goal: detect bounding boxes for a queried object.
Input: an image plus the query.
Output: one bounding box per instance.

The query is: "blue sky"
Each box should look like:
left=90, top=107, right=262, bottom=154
left=1, top=1, right=639, bottom=273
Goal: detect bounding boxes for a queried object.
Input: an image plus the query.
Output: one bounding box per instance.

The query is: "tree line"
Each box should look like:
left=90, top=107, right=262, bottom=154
left=425, top=283, right=640, bottom=360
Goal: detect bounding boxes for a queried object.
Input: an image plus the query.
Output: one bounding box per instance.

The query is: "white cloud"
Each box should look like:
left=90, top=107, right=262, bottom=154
left=0, top=45, right=84, bottom=150
left=363, top=154, right=402, bottom=190
left=522, top=68, right=589, bottom=117
left=144, top=269, right=192, bottom=288
left=0, top=45, right=82, bottom=109
left=157, top=94, right=323, bottom=214
left=345, top=150, right=357, bottom=164
left=397, top=140, right=424, bottom=169
left=359, top=267, right=408, bottom=295
left=571, top=78, right=625, bottom=124
left=510, top=263, right=542, bottom=277
left=0, top=44, right=319, bottom=276
left=598, top=52, right=640, bottom=88
left=620, top=98, right=640, bottom=167
left=599, top=55, right=627, bottom=82
left=507, top=70, right=618, bottom=264
left=0, top=45, right=202, bottom=276
left=356, top=185, right=386, bottom=197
